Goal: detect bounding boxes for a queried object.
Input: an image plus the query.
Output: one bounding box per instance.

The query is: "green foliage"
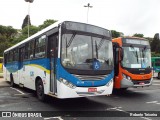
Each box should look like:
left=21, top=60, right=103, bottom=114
left=111, top=30, right=123, bottom=38
left=0, top=19, right=57, bottom=56
left=14, top=19, right=57, bottom=43
left=22, top=25, right=39, bottom=36
left=151, top=52, right=160, bottom=57
left=151, top=33, right=160, bottom=53
left=0, top=25, right=17, bottom=56
left=132, top=33, right=144, bottom=38
left=145, top=37, right=153, bottom=44
left=22, top=15, right=31, bottom=29
left=39, top=19, right=57, bottom=31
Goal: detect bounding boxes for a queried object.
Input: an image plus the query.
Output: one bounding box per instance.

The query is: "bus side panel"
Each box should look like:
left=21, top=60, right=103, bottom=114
left=3, top=65, right=7, bottom=81
left=112, top=38, right=123, bottom=89
left=114, top=63, right=123, bottom=89
left=12, top=61, right=19, bottom=84
left=19, top=58, right=51, bottom=94
left=4, top=62, right=19, bottom=83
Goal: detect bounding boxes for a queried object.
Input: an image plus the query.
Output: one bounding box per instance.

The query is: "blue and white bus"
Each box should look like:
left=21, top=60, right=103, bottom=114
left=3, top=21, right=114, bottom=101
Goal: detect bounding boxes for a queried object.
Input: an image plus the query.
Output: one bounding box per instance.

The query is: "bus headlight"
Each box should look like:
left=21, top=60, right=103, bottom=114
left=59, top=78, right=76, bottom=89
left=106, top=79, right=113, bottom=86
left=122, top=74, right=131, bottom=80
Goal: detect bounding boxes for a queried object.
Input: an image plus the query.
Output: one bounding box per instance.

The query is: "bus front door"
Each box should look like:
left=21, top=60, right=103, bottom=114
left=49, top=34, right=58, bottom=94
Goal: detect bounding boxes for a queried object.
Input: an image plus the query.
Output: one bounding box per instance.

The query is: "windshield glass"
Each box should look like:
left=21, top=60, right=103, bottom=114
left=61, top=33, right=113, bottom=71
left=122, top=46, right=151, bottom=68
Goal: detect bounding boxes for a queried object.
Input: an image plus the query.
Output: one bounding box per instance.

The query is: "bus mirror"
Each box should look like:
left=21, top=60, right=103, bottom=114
left=119, top=47, right=124, bottom=61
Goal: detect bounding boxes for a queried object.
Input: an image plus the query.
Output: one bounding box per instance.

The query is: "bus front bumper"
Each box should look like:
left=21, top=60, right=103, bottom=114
left=56, top=79, right=113, bottom=99
left=121, top=77, right=153, bottom=88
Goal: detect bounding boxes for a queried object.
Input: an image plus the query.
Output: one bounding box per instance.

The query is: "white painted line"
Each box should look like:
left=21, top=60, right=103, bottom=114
left=146, top=101, right=158, bottom=104
left=10, top=87, right=25, bottom=95
left=153, top=81, right=160, bottom=82
left=152, top=84, right=160, bottom=86
left=106, top=107, right=123, bottom=111
left=141, top=117, right=152, bottom=120
left=44, top=116, right=63, bottom=120
left=155, top=103, right=160, bottom=105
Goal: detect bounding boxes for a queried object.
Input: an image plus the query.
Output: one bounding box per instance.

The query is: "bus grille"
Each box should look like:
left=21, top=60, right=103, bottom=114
left=72, top=74, right=107, bottom=81
left=132, top=80, right=151, bottom=85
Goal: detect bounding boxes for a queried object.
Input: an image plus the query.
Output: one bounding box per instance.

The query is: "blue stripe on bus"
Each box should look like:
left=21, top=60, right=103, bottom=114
left=6, top=61, right=19, bottom=73
left=5, top=58, right=114, bottom=87
left=56, top=59, right=114, bottom=87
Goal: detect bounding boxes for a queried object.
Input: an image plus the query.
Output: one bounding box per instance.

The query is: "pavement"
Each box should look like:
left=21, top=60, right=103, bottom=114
left=0, top=77, right=10, bottom=87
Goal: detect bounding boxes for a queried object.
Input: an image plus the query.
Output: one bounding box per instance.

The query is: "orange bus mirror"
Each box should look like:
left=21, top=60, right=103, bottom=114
left=119, top=47, right=124, bottom=61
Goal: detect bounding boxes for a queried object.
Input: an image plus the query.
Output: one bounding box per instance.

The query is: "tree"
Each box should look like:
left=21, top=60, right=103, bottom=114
left=22, top=25, right=39, bottom=36
left=22, top=15, right=31, bottom=29
left=132, top=33, right=144, bottom=38
left=111, top=30, right=123, bottom=38
left=14, top=25, right=39, bottom=43
left=0, top=25, right=17, bottom=56
left=151, top=33, right=160, bottom=53
left=38, top=19, right=57, bottom=30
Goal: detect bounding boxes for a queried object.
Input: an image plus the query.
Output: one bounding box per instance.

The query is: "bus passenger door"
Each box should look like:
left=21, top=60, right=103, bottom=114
left=48, top=34, right=58, bottom=94
left=18, top=47, right=25, bottom=85
left=113, top=43, right=119, bottom=77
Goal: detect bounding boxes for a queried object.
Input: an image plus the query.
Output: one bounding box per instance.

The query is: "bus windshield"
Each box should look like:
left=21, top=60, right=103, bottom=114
left=122, top=46, right=151, bottom=68
left=61, top=33, right=113, bottom=71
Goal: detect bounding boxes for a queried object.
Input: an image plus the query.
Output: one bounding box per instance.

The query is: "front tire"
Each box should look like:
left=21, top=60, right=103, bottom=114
left=10, top=74, right=15, bottom=87
left=120, top=88, right=128, bottom=91
left=36, top=79, right=45, bottom=102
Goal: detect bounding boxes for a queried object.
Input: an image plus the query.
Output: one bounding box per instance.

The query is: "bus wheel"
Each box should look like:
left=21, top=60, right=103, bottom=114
left=158, top=73, right=160, bottom=79
left=10, top=74, right=15, bottom=87
left=120, top=88, right=128, bottom=91
left=36, top=79, right=45, bottom=102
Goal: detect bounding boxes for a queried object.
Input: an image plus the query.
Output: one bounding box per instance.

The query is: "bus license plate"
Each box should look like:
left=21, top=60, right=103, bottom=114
left=139, top=82, right=145, bottom=85
left=88, top=88, right=97, bottom=92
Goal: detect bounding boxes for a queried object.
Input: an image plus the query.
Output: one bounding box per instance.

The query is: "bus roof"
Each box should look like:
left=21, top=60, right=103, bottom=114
left=4, top=20, right=110, bottom=53
left=4, top=21, right=62, bottom=53
left=113, top=36, right=148, bottom=40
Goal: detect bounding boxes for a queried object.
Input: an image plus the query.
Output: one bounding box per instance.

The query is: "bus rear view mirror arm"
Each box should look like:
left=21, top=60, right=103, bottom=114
left=119, top=47, right=124, bottom=62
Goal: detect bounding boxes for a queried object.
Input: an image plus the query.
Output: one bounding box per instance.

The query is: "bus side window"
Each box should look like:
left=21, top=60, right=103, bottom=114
left=13, top=49, right=18, bottom=61
left=35, top=35, right=46, bottom=58
left=24, top=43, right=29, bottom=60
left=29, top=40, right=35, bottom=59
left=155, top=59, right=160, bottom=66
left=49, top=34, right=58, bottom=58
left=19, top=47, right=25, bottom=62
left=15, top=48, right=19, bottom=61
left=9, top=51, right=13, bottom=63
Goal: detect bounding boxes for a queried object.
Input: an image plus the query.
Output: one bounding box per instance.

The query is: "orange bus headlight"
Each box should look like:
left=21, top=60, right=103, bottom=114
left=122, top=73, right=131, bottom=80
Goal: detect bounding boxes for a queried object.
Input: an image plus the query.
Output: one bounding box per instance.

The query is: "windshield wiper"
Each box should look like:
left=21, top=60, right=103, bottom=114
left=65, top=33, right=76, bottom=58
left=94, top=38, right=105, bottom=59
left=97, top=39, right=105, bottom=50
left=66, top=32, right=76, bottom=48
left=95, top=41, right=98, bottom=59
left=142, top=46, right=147, bottom=62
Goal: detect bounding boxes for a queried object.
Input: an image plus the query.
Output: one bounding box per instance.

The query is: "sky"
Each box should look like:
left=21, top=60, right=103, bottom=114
left=0, top=0, right=160, bottom=37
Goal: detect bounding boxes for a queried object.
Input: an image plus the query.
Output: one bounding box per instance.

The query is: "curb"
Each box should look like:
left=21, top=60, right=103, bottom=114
left=0, top=78, right=10, bottom=87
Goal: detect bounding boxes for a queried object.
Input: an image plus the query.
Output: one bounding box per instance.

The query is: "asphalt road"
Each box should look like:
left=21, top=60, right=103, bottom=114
left=0, top=78, right=160, bottom=120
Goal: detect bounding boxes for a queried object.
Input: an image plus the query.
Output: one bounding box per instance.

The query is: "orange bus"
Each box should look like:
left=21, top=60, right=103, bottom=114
left=112, top=37, right=152, bottom=90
